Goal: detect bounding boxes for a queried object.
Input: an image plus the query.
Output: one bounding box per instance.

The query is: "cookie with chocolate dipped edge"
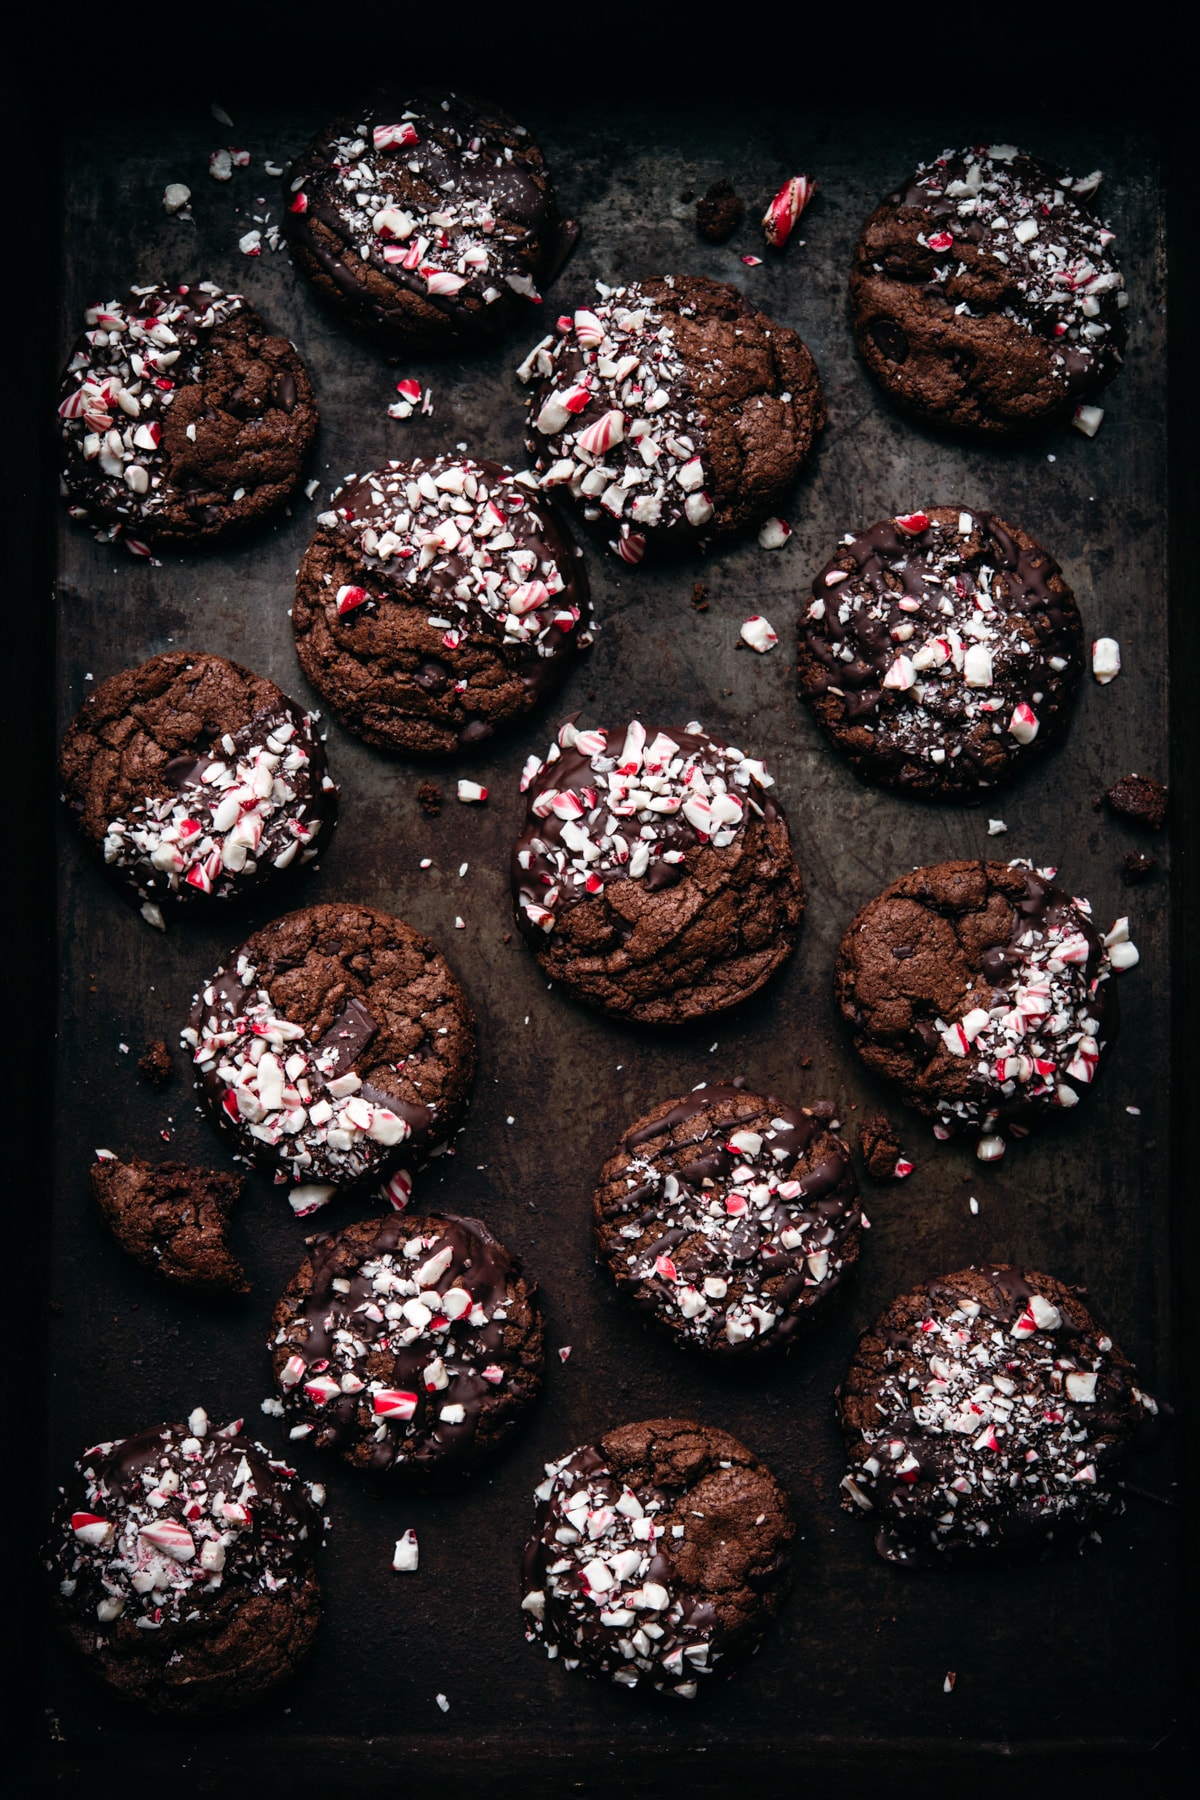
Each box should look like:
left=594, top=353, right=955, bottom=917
left=293, top=456, right=590, bottom=755
left=518, top=274, right=823, bottom=562
left=521, top=1418, right=793, bottom=1698
left=46, top=1413, right=323, bottom=1714
left=90, top=1155, right=248, bottom=1297
left=512, top=718, right=804, bottom=1025
left=834, top=858, right=1136, bottom=1160
left=184, top=903, right=476, bottom=1213
left=593, top=1087, right=860, bottom=1355
left=850, top=146, right=1125, bottom=439
left=839, top=1265, right=1157, bottom=1565
left=60, top=651, right=338, bottom=925
left=797, top=507, right=1083, bottom=799
left=57, top=282, right=317, bottom=548
left=271, top=1213, right=543, bottom=1480
left=283, top=93, right=577, bottom=352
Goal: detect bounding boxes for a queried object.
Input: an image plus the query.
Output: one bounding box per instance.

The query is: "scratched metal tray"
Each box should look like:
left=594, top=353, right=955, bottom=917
left=11, top=84, right=1190, bottom=1797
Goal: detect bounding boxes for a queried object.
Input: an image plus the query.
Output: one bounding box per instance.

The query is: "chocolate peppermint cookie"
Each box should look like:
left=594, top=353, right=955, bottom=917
left=90, top=1154, right=248, bottom=1297
left=518, top=275, right=823, bottom=562
left=58, top=283, right=317, bottom=549
left=851, top=146, right=1126, bottom=438
left=293, top=456, right=589, bottom=755
left=283, top=93, right=577, bottom=352
left=593, top=1088, right=860, bottom=1355
left=839, top=1265, right=1157, bottom=1565
left=835, top=858, right=1139, bottom=1160
left=60, top=651, right=337, bottom=927
left=798, top=508, right=1083, bottom=798
left=184, top=903, right=476, bottom=1213
left=46, top=1411, right=323, bottom=1715
left=521, top=1418, right=793, bottom=1698
left=513, top=719, right=804, bottom=1024
left=271, top=1213, right=542, bottom=1479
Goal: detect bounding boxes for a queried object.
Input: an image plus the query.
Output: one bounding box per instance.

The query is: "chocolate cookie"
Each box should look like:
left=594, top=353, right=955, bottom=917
left=593, top=1087, right=860, bottom=1355
left=60, top=651, right=337, bottom=927
left=851, top=146, right=1125, bottom=438
left=835, top=859, right=1138, bottom=1159
left=90, top=1154, right=248, bottom=1297
left=293, top=456, right=589, bottom=755
left=57, top=283, right=317, bottom=548
left=183, top=903, right=476, bottom=1213
left=270, top=1213, right=542, bottom=1479
left=839, top=1265, right=1157, bottom=1565
left=521, top=1418, right=793, bottom=1698
left=46, top=1411, right=323, bottom=1714
left=283, top=93, right=577, bottom=352
left=512, top=719, right=804, bottom=1024
left=797, top=508, right=1083, bottom=798
left=518, top=275, right=824, bottom=562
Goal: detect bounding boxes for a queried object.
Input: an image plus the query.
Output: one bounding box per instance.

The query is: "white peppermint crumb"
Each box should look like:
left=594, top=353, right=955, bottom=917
left=944, top=1673, right=956, bottom=1694
left=84, top=673, right=93, bottom=681
left=1126, top=1105, right=1142, bottom=1116
left=435, top=1694, right=450, bottom=1713
left=211, top=101, right=234, bottom=126
left=458, top=862, right=469, bottom=877
left=969, top=1197, right=979, bottom=1215
left=260, top=1397, right=284, bottom=1417
left=1047, top=454, right=1056, bottom=463
left=506, top=1116, right=515, bottom=1125
left=987, top=819, right=1008, bottom=836
left=559, top=1347, right=572, bottom=1362
left=419, top=858, right=432, bottom=869
left=118, top=1043, right=129, bottom=1054
left=454, top=916, right=465, bottom=930
left=304, top=479, right=321, bottom=500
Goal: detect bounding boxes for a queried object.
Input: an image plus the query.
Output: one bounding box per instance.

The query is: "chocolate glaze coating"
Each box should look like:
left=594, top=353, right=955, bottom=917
left=184, top=903, right=476, bottom=1209
left=835, top=859, right=1127, bottom=1153
left=59, top=651, right=337, bottom=922
left=271, top=1213, right=543, bottom=1480
left=839, top=1265, right=1156, bottom=1564
left=57, top=283, right=317, bottom=547
left=46, top=1418, right=322, bottom=1715
left=283, top=92, right=577, bottom=352
left=593, top=1088, right=860, bottom=1356
left=521, top=1418, right=793, bottom=1698
left=90, top=1156, right=248, bottom=1297
left=512, top=719, right=804, bottom=1024
left=851, top=147, right=1126, bottom=439
left=797, top=507, right=1083, bottom=799
left=519, top=275, right=823, bottom=561
left=293, top=456, right=590, bottom=755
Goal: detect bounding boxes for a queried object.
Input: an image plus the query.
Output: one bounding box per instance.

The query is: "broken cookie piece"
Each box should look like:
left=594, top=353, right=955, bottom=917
left=1104, top=773, right=1168, bottom=831
left=90, top=1155, right=248, bottom=1296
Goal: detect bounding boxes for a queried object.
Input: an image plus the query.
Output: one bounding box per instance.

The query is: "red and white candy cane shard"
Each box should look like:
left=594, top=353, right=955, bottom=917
left=336, top=584, right=369, bottom=614
left=761, top=175, right=817, bottom=250
left=575, top=409, right=625, bottom=456
left=395, top=378, right=422, bottom=404
left=137, top=1518, right=197, bottom=1561
left=927, top=230, right=954, bottom=252
left=386, top=1169, right=413, bottom=1210
left=373, top=1389, right=419, bottom=1419
left=740, top=254, right=763, bottom=266
left=573, top=308, right=605, bottom=347
left=894, top=512, right=931, bottom=536
left=615, top=531, right=645, bottom=565
left=71, top=1512, right=115, bottom=1547
left=289, top=192, right=308, bottom=213
left=374, top=123, right=419, bottom=150
left=508, top=580, right=550, bottom=616
left=1008, top=702, right=1040, bottom=745
left=424, top=270, right=467, bottom=297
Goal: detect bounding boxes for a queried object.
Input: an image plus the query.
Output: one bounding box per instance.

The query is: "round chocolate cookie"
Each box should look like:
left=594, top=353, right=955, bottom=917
left=512, top=719, right=804, bottom=1024
left=850, top=146, right=1126, bottom=438
left=60, top=651, right=337, bottom=926
left=57, top=283, right=317, bottom=548
left=521, top=1418, right=793, bottom=1698
left=183, top=903, right=476, bottom=1212
left=593, top=1087, right=860, bottom=1355
left=270, top=1212, right=543, bottom=1479
left=293, top=456, right=590, bottom=754
left=839, top=1265, right=1157, bottom=1565
left=518, top=275, right=824, bottom=561
left=46, top=1411, right=323, bottom=1714
left=835, top=858, right=1137, bottom=1159
left=283, top=93, right=577, bottom=352
left=797, top=507, right=1083, bottom=799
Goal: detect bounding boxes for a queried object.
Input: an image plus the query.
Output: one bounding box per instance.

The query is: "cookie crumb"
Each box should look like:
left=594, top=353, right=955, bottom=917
left=691, top=582, right=709, bottom=611
left=417, top=781, right=442, bottom=817
left=138, top=1040, right=174, bottom=1088
left=859, top=1112, right=903, bottom=1180
left=1122, top=850, right=1158, bottom=884
left=1104, top=774, right=1167, bottom=830
left=696, top=179, right=745, bottom=244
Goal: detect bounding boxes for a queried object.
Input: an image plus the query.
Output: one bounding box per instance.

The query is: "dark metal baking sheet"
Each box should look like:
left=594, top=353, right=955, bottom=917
left=18, top=91, right=1187, bottom=1793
